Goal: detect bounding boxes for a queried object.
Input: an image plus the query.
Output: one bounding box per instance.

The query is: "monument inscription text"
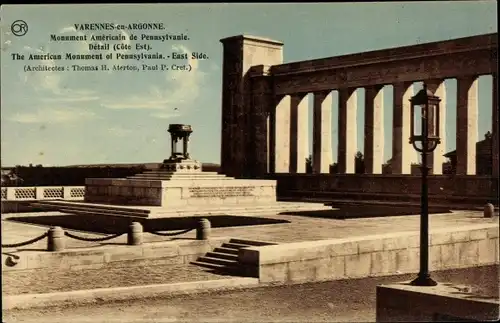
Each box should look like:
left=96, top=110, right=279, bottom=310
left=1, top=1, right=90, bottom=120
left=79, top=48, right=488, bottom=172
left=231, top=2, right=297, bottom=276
left=189, top=186, right=255, bottom=199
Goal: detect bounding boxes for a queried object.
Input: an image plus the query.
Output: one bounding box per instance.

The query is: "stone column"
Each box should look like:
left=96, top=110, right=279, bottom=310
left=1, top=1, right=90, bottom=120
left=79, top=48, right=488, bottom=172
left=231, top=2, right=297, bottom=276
left=392, top=82, right=416, bottom=174
left=275, top=95, right=291, bottom=173
left=492, top=74, right=498, bottom=177
left=289, top=94, right=309, bottom=173
left=250, top=68, right=274, bottom=176
left=313, top=91, right=333, bottom=174
left=182, top=136, right=189, bottom=158
left=456, top=76, right=479, bottom=175
left=220, top=35, right=284, bottom=178
left=364, top=85, right=384, bottom=174
left=170, top=136, right=175, bottom=158
left=338, top=88, right=357, bottom=174
left=426, top=80, right=447, bottom=175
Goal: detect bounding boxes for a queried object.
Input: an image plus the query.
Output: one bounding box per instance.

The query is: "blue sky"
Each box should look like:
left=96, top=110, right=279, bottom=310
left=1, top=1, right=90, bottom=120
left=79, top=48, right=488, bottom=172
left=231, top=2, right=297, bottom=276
left=0, top=2, right=497, bottom=167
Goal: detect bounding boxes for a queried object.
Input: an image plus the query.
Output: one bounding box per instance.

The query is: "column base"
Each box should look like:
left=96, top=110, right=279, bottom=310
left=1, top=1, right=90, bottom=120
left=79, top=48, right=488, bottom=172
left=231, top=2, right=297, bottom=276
left=410, top=274, right=438, bottom=287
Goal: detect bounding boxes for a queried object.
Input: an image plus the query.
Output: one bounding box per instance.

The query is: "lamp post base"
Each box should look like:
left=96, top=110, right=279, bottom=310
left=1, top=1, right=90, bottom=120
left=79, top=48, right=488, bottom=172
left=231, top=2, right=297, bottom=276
left=410, top=274, right=438, bottom=287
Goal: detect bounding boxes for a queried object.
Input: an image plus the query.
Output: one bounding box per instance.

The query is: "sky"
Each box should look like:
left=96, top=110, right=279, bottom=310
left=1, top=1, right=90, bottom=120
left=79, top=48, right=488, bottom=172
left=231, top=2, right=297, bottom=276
left=0, top=2, right=497, bottom=167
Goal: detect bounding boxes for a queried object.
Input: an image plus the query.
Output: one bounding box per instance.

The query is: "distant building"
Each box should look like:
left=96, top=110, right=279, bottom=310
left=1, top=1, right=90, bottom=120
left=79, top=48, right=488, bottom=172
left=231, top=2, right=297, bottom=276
left=443, top=132, right=493, bottom=175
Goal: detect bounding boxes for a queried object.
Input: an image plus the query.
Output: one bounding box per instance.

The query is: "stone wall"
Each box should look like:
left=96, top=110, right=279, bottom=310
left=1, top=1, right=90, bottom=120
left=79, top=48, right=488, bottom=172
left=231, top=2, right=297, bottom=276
left=272, top=174, right=498, bottom=202
left=238, top=223, right=499, bottom=284
left=2, top=238, right=229, bottom=272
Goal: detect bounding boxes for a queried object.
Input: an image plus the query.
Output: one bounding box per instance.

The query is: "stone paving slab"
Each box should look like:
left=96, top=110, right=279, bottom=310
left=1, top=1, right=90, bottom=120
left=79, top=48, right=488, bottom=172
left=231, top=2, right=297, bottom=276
left=2, top=209, right=498, bottom=251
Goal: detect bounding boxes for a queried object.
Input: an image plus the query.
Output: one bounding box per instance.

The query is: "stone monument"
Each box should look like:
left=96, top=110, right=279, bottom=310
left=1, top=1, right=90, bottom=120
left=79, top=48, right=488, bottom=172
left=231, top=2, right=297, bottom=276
left=33, top=124, right=329, bottom=218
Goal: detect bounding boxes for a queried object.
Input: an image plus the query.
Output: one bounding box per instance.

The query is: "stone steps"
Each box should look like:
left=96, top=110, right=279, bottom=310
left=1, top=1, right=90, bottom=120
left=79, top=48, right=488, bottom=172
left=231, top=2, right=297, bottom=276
left=191, top=238, right=276, bottom=274
left=30, top=200, right=331, bottom=219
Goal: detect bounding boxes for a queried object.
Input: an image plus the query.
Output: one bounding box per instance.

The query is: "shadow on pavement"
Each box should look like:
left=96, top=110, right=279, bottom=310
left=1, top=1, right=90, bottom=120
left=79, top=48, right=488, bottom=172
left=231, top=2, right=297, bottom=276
left=280, top=205, right=452, bottom=219
left=5, top=214, right=290, bottom=234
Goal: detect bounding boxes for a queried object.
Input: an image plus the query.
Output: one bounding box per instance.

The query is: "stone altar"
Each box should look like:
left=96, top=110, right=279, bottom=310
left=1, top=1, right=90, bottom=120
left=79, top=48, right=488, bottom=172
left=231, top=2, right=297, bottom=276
left=34, top=124, right=329, bottom=218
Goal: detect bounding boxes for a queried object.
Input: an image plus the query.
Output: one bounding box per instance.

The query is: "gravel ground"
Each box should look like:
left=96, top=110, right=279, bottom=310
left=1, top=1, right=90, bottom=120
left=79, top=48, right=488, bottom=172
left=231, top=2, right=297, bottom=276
left=2, top=263, right=228, bottom=295
left=3, top=266, right=498, bottom=323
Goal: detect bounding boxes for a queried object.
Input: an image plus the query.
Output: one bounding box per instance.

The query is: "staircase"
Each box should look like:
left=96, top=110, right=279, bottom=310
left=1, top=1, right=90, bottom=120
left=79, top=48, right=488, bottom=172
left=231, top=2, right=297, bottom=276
left=191, top=238, right=276, bottom=275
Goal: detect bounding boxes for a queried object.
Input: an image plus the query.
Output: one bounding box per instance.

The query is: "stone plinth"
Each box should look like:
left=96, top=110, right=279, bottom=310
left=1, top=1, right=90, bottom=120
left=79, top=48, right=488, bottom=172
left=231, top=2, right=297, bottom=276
left=376, top=282, right=499, bottom=322
left=84, top=159, right=277, bottom=208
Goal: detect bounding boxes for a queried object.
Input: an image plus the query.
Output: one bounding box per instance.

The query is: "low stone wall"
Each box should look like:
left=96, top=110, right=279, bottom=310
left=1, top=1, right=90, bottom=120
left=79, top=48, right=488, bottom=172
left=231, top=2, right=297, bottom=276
left=272, top=174, right=498, bottom=201
left=238, top=223, right=499, bottom=283
left=2, top=237, right=229, bottom=272
left=376, top=282, right=499, bottom=322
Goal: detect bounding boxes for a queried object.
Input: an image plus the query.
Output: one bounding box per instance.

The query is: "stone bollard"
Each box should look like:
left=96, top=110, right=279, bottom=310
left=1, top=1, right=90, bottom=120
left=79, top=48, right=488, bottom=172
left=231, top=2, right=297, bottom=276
left=47, top=226, right=65, bottom=252
left=484, top=203, right=495, bottom=218
left=128, top=222, right=143, bottom=245
left=196, top=218, right=211, bottom=240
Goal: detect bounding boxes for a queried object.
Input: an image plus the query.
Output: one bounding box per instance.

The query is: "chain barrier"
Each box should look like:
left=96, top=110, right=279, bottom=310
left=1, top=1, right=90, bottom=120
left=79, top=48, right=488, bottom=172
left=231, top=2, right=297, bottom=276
left=2, top=226, right=198, bottom=248
left=148, top=228, right=195, bottom=237
left=2, top=232, right=49, bottom=248
left=64, top=231, right=124, bottom=242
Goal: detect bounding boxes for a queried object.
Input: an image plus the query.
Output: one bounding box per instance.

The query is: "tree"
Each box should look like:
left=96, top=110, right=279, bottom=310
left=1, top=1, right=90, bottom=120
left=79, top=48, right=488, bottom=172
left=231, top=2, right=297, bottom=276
left=305, top=155, right=313, bottom=174
left=355, top=151, right=365, bottom=174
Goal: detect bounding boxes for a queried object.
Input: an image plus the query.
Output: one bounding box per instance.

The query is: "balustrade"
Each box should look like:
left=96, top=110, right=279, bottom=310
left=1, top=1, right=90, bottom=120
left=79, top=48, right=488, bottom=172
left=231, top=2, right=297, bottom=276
left=1, top=186, right=85, bottom=201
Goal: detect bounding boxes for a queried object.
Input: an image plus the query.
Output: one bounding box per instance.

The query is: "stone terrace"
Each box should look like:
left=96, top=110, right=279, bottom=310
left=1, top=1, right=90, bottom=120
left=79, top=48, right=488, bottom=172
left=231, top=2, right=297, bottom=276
left=2, top=209, right=498, bottom=251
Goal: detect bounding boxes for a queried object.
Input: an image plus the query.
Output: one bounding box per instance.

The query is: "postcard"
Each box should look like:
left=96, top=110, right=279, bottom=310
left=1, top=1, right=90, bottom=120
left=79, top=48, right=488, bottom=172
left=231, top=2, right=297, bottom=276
left=1, top=3, right=498, bottom=322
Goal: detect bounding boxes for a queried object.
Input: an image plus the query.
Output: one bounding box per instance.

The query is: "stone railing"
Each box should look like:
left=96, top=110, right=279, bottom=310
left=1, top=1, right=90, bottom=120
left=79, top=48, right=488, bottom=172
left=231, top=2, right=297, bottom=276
left=219, top=33, right=498, bottom=179
left=0, top=186, right=85, bottom=201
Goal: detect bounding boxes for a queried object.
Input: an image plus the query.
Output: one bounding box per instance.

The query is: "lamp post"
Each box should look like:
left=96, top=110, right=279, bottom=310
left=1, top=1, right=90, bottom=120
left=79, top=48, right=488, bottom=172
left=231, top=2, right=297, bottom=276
left=409, top=83, right=441, bottom=287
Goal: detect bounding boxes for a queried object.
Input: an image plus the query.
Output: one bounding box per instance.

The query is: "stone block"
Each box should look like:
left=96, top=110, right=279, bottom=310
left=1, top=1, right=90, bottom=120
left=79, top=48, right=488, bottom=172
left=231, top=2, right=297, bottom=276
left=406, top=248, right=421, bottom=272
left=345, top=253, right=371, bottom=278
left=287, top=260, right=317, bottom=283
left=383, top=236, right=411, bottom=251
left=376, top=283, right=500, bottom=322
left=430, top=232, right=452, bottom=246
left=177, top=243, right=212, bottom=256
left=330, top=241, right=358, bottom=257
left=429, top=245, right=442, bottom=270
left=358, top=239, right=384, bottom=254
left=259, top=263, right=289, bottom=283
left=258, top=243, right=331, bottom=265
left=370, top=251, right=397, bottom=275
left=487, top=227, right=499, bottom=239
left=407, top=235, right=420, bottom=248
left=469, top=229, right=488, bottom=241
left=440, top=243, right=460, bottom=269
left=143, top=245, right=179, bottom=258
left=314, top=256, right=345, bottom=281
left=451, top=231, right=470, bottom=243
left=395, top=249, right=414, bottom=274
left=457, top=241, right=479, bottom=266
left=105, top=249, right=143, bottom=263
left=26, top=253, right=69, bottom=270
left=478, top=239, right=497, bottom=265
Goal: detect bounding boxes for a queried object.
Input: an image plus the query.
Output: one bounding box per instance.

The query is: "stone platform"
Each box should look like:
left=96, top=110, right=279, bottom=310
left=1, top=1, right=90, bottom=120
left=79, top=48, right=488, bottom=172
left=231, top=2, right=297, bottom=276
left=32, top=159, right=330, bottom=219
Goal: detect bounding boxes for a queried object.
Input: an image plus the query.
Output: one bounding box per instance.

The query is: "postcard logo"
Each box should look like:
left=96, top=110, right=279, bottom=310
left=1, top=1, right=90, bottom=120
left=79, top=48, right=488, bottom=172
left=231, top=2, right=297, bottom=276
left=11, top=20, right=28, bottom=37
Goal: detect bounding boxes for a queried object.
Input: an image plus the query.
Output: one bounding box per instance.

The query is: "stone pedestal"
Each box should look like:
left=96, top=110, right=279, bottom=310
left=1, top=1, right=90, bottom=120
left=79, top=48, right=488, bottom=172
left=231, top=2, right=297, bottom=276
left=84, top=160, right=278, bottom=209
left=376, top=282, right=499, bottom=322
left=34, top=123, right=330, bottom=218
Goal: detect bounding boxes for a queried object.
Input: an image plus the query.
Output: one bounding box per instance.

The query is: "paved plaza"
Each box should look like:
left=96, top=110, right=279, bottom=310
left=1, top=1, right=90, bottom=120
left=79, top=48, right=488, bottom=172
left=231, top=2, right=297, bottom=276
left=2, top=208, right=498, bottom=252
